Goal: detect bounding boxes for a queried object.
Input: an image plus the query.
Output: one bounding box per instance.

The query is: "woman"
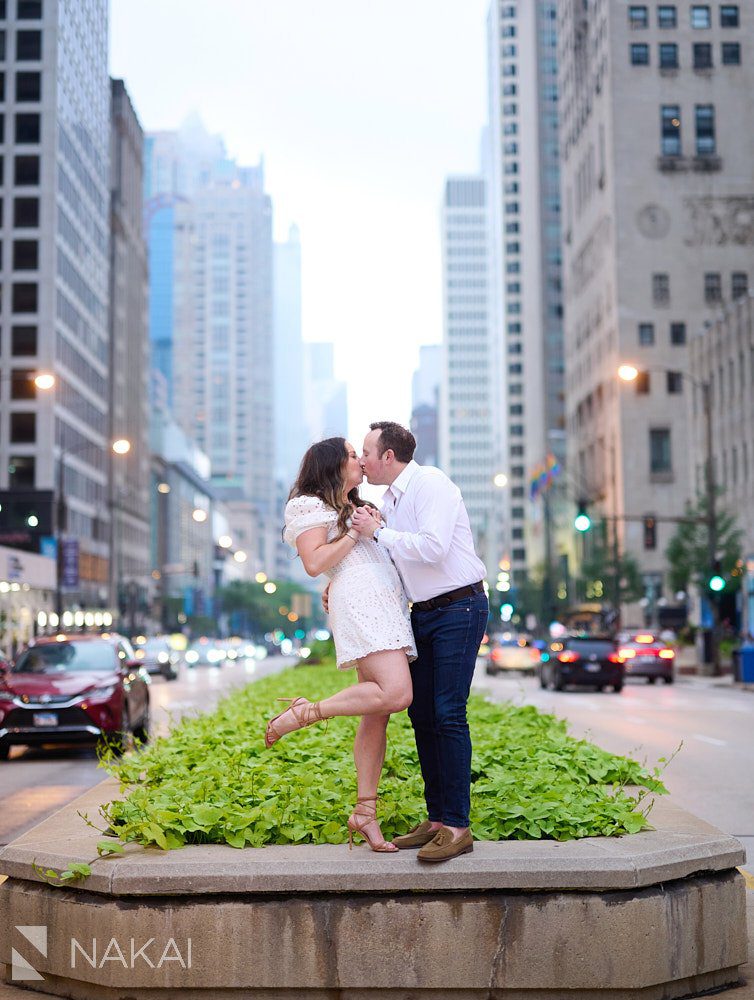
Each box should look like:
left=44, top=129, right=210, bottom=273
left=265, top=437, right=416, bottom=853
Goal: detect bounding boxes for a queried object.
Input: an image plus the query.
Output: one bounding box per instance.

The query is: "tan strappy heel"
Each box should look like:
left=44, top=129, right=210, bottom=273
left=264, top=697, right=327, bottom=748
left=347, top=796, right=399, bottom=853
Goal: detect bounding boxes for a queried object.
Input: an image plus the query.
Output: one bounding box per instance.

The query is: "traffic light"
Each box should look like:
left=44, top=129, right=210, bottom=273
left=574, top=500, right=591, bottom=532
left=708, top=559, right=725, bottom=593
left=500, top=602, right=514, bottom=622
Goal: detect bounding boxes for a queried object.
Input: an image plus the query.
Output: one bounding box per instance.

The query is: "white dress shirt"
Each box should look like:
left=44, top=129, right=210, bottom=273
left=375, top=460, right=487, bottom=603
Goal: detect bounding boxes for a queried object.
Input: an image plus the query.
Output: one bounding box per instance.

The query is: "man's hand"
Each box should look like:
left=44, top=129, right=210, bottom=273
left=322, top=583, right=330, bottom=614
left=351, top=507, right=379, bottom=537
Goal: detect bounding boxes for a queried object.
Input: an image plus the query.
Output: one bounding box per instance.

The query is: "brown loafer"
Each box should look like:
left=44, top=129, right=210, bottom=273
left=391, top=820, right=438, bottom=849
left=417, top=826, right=473, bottom=863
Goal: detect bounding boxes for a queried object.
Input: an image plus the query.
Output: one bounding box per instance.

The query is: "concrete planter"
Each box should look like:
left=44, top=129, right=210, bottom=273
left=0, top=779, right=748, bottom=999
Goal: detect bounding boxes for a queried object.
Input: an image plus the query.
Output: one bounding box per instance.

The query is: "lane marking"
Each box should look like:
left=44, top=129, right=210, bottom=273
left=693, top=734, right=727, bottom=746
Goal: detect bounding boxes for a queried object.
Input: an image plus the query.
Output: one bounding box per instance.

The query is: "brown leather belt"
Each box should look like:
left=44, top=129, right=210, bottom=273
left=411, top=581, right=485, bottom=613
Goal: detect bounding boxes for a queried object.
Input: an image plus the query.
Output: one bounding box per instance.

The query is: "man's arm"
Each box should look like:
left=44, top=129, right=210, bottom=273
left=352, top=476, right=461, bottom=564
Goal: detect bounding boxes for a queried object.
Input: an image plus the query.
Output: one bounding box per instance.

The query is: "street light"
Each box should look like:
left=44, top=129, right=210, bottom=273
left=192, top=508, right=208, bottom=523
left=234, top=550, right=247, bottom=563
left=112, top=438, right=131, bottom=456
left=493, top=473, right=508, bottom=488
left=218, top=534, right=232, bottom=548
left=33, top=372, right=56, bottom=391
left=618, top=362, right=718, bottom=672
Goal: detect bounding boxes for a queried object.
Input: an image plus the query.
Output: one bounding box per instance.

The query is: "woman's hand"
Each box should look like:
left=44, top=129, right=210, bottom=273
left=351, top=507, right=379, bottom=537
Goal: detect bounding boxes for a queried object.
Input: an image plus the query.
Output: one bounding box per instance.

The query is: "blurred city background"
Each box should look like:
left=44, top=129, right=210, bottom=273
left=0, top=0, right=752, bottom=677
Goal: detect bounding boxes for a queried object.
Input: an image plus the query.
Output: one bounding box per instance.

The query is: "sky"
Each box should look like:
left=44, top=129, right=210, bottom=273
left=110, top=0, right=491, bottom=443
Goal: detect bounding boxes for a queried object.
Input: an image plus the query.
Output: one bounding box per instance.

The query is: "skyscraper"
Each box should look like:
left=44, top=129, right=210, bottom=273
left=411, top=344, right=442, bottom=466
left=303, top=342, right=348, bottom=444
left=0, top=0, right=112, bottom=613
left=273, top=224, right=305, bottom=487
left=109, top=79, right=150, bottom=630
left=558, top=0, right=753, bottom=618
left=487, top=0, right=566, bottom=601
left=439, top=177, right=505, bottom=582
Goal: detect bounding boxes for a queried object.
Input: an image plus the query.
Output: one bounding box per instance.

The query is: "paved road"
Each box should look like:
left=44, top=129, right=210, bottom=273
left=0, top=654, right=295, bottom=847
left=472, top=665, right=754, bottom=864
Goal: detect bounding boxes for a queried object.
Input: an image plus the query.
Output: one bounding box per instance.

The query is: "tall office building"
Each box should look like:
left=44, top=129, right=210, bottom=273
left=273, top=224, right=305, bottom=487
left=439, top=177, right=505, bottom=582
left=109, top=79, right=150, bottom=629
left=487, top=0, right=566, bottom=597
left=558, top=0, right=754, bottom=615
left=411, top=344, right=442, bottom=466
left=144, top=120, right=276, bottom=569
left=303, top=342, right=348, bottom=443
left=0, top=0, right=112, bottom=612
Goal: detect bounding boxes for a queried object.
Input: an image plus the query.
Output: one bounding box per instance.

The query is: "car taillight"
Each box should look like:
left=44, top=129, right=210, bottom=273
left=492, top=649, right=503, bottom=662
left=608, top=652, right=624, bottom=663
left=618, top=648, right=636, bottom=659
left=658, top=649, right=675, bottom=659
left=558, top=650, right=580, bottom=663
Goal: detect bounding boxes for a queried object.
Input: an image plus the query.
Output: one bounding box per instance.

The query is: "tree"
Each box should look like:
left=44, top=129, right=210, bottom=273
left=217, top=580, right=322, bottom=638
left=578, top=523, right=645, bottom=605
left=665, top=492, right=742, bottom=595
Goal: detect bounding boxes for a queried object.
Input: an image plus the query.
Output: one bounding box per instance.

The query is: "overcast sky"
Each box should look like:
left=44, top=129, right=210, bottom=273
left=110, top=0, right=490, bottom=443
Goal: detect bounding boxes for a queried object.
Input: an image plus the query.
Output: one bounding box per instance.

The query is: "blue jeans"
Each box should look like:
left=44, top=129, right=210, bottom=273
left=408, top=591, right=489, bottom=828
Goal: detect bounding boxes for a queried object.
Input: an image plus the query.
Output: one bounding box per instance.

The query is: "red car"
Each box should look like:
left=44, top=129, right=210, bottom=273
left=0, top=634, right=150, bottom=759
left=618, top=632, right=675, bottom=684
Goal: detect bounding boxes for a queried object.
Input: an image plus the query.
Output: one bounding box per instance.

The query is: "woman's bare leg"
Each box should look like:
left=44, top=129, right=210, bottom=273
left=270, top=648, right=412, bottom=738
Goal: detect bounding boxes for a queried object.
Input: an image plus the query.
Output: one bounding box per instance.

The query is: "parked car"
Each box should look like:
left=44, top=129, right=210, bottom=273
left=539, top=635, right=624, bottom=693
left=0, top=634, right=150, bottom=759
left=486, top=635, right=541, bottom=675
left=618, top=632, right=675, bottom=684
left=132, top=635, right=179, bottom=680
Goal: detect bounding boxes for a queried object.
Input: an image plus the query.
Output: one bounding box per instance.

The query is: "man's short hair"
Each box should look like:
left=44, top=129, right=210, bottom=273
left=369, top=421, right=416, bottom=463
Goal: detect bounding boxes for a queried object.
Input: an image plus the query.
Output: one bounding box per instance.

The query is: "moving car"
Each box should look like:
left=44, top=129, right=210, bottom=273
left=618, top=632, right=675, bottom=684
left=486, top=635, right=541, bottom=675
left=0, top=634, right=150, bottom=759
left=539, top=635, right=624, bottom=693
left=132, top=635, right=179, bottom=680
left=184, top=637, right=225, bottom=667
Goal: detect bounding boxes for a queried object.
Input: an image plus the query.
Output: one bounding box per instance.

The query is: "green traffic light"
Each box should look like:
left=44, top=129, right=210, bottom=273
left=709, top=575, right=725, bottom=592
left=574, top=513, right=591, bottom=532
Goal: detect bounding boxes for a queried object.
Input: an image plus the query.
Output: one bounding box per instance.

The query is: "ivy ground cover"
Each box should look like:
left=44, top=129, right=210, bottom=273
left=97, top=662, right=667, bottom=852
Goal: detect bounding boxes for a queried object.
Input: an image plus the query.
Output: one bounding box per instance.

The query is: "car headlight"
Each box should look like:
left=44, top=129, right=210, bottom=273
left=84, top=684, right=117, bottom=701
left=157, top=652, right=169, bottom=663
left=185, top=650, right=199, bottom=663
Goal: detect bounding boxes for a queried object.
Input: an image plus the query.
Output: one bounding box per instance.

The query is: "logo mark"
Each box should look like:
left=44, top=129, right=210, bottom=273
left=12, top=925, right=47, bottom=981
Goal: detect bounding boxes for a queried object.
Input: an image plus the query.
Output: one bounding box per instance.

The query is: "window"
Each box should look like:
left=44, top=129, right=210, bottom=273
left=10, top=412, right=35, bottom=443
left=732, top=272, right=748, bottom=299
left=8, top=455, right=35, bottom=488
left=670, top=322, right=686, bottom=345
left=722, top=42, right=741, bottom=65
left=631, top=43, right=650, bottom=64
left=629, top=6, right=648, bottom=28
left=15, top=29, right=41, bottom=60
left=0, top=72, right=4, bottom=101
left=15, top=71, right=40, bottom=101
left=12, top=239, right=37, bottom=269
left=10, top=368, right=36, bottom=399
left=658, top=5, right=677, bottom=27
left=667, top=371, right=683, bottom=393
left=14, top=154, right=39, bottom=185
left=720, top=4, right=739, bottom=27
left=17, top=0, right=42, bottom=16
left=653, top=273, right=670, bottom=305
left=650, top=429, right=672, bottom=474
left=661, top=105, right=681, bottom=155
left=659, top=43, right=679, bottom=68
left=12, top=282, right=37, bottom=312
left=11, top=325, right=36, bottom=355
left=15, top=112, right=40, bottom=143
left=691, top=5, right=711, bottom=28
left=636, top=371, right=651, bottom=394
left=695, top=105, right=715, bottom=155
left=704, top=271, right=722, bottom=303
left=643, top=517, right=657, bottom=550
left=639, top=322, right=655, bottom=345
left=13, top=197, right=38, bottom=227
left=693, top=42, right=713, bottom=68
left=512, top=547, right=526, bottom=562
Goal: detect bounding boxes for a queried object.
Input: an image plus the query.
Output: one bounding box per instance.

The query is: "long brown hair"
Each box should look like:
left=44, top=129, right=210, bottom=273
left=288, top=437, right=375, bottom=537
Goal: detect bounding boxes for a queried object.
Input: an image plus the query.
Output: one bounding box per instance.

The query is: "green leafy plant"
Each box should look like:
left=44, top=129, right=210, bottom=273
left=40, top=663, right=669, bottom=882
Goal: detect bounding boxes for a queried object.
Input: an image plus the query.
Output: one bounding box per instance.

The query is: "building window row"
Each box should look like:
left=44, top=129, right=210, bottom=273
left=629, top=4, right=739, bottom=29
left=660, top=104, right=716, bottom=156
left=632, top=41, right=740, bottom=66
left=638, top=321, right=688, bottom=346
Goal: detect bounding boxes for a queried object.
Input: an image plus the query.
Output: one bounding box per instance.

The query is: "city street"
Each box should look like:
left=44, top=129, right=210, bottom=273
left=473, top=666, right=754, bottom=865
left=0, top=654, right=295, bottom=849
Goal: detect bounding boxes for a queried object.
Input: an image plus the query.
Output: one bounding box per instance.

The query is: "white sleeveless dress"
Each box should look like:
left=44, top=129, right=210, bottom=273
left=284, top=495, right=417, bottom=670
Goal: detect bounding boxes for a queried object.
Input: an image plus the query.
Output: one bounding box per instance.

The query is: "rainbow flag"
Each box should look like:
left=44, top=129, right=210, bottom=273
left=529, top=453, right=561, bottom=500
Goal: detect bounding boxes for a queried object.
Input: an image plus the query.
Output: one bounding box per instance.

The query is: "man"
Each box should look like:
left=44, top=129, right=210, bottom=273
left=351, top=420, right=489, bottom=862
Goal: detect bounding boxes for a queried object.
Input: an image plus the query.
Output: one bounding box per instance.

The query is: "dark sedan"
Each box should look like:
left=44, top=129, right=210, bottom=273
left=0, top=634, right=150, bottom=759
left=539, top=636, right=625, bottom=693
